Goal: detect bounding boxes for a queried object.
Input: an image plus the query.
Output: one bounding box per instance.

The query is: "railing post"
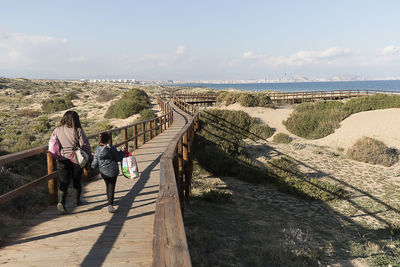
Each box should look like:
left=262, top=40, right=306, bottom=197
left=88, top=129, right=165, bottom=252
left=155, top=118, right=158, bottom=136
left=142, top=122, right=146, bottom=144
left=133, top=124, right=138, bottom=150
left=159, top=117, right=163, bottom=133
left=149, top=120, right=153, bottom=140
left=47, top=153, right=58, bottom=204
left=122, top=128, right=128, bottom=151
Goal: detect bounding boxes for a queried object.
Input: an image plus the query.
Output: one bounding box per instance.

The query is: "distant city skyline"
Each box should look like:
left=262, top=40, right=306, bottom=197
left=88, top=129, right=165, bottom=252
left=1, top=1, right=400, bottom=81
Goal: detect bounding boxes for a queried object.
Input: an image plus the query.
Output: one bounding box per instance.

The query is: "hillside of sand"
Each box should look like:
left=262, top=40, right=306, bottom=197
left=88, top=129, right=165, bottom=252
left=221, top=102, right=400, bottom=151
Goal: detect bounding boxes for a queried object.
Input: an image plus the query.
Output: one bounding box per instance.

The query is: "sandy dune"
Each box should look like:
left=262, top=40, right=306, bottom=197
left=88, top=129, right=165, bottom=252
left=222, top=103, right=400, bottom=150
left=311, top=108, right=400, bottom=149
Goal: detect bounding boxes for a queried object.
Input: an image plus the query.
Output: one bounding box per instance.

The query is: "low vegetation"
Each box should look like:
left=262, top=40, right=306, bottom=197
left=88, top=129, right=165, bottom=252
left=284, top=94, right=400, bottom=139
left=217, top=91, right=274, bottom=108
left=95, top=89, right=117, bottom=102
left=347, top=137, right=399, bottom=166
left=41, top=97, right=75, bottom=113
left=273, top=133, right=292, bottom=143
left=104, top=88, right=150, bottom=119
left=136, top=109, right=157, bottom=121
left=200, top=109, right=273, bottom=155
left=266, top=157, right=347, bottom=201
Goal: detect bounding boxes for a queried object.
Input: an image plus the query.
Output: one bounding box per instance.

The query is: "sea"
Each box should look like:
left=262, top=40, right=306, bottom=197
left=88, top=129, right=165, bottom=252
left=165, top=80, right=400, bottom=92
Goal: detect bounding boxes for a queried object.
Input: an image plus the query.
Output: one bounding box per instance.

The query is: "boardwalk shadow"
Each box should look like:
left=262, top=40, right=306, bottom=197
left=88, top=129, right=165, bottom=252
left=80, top=154, right=161, bottom=266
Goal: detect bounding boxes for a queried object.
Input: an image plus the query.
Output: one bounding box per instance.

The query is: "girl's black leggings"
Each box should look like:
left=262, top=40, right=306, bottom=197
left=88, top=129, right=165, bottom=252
left=101, top=174, right=117, bottom=205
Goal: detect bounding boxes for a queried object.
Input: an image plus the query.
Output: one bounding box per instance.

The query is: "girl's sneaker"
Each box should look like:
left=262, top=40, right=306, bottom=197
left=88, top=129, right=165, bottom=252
left=108, top=205, right=116, bottom=213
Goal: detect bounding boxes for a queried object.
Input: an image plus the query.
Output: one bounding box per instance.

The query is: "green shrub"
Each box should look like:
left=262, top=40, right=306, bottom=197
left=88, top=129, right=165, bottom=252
left=347, top=137, right=399, bottom=167
left=238, top=93, right=258, bottom=107
left=256, top=93, right=273, bottom=107
left=200, top=109, right=274, bottom=155
left=41, top=97, right=74, bottom=113
left=283, top=101, right=347, bottom=139
left=93, top=120, right=113, bottom=133
left=218, top=92, right=273, bottom=108
left=273, top=133, right=292, bottom=144
left=224, top=92, right=242, bottom=105
left=105, top=88, right=150, bottom=119
left=198, top=189, right=232, bottom=203
left=343, top=94, right=400, bottom=114
left=32, top=115, right=51, bottom=133
left=249, top=123, right=274, bottom=139
left=64, top=91, right=79, bottom=100
left=137, top=109, right=157, bottom=121
left=216, top=91, right=229, bottom=104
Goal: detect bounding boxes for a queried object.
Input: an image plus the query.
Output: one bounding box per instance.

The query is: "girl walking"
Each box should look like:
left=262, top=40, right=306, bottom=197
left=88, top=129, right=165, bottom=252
left=91, top=132, right=124, bottom=213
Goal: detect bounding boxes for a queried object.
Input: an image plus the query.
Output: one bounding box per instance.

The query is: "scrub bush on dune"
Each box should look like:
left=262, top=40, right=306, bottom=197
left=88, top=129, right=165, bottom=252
left=347, top=137, right=399, bottom=167
left=105, top=88, right=151, bottom=119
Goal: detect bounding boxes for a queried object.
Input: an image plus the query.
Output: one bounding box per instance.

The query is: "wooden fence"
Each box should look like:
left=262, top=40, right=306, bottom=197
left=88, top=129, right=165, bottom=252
left=0, top=98, right=173, bottom=205
left=175, top=89, right=400, bottom=105
left=266, top=89, right=400, bottom=104
left=152, top=96, right=201, bottom=267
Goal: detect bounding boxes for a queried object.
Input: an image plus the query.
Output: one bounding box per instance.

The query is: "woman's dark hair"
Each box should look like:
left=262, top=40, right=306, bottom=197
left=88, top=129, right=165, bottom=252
left=60, top=111, right=82, bottom=141
left=60, top=110, right=82, bottom=129
left=99, top=132, right=111, bottom=145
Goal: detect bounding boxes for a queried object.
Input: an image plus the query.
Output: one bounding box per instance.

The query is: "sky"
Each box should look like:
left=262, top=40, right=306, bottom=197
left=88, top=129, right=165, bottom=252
left=1, top=0, right=400, bottom=81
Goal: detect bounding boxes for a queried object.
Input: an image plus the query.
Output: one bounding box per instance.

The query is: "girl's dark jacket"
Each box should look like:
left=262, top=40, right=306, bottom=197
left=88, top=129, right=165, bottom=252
left=91, top=144, right=124, bottom=177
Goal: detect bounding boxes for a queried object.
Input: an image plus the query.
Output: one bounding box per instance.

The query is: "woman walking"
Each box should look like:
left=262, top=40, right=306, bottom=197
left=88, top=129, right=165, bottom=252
left=91, top=132, right=124, bottom=213
left=52, top=110, right=92, bottom=214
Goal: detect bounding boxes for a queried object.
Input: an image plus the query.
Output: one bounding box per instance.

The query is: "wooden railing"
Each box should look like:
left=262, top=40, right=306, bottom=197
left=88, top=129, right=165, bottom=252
left=0, top=97, right=173, bottom=205
left=265, top=89, right=400, bottom=104
left=152, top=96, right=202, bottom=267
left=174, top=93, right=217, bottom=102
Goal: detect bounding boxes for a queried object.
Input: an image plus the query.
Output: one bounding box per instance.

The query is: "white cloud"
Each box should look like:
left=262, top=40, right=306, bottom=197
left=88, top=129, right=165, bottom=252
left=176, top=45, right=187, bottom=55
left=241, top=47, right=358, bottom=66
left=240, top=47, right=357, bottom=66
left=381, top=45, right=400, bottom=56
left=0, top=31, right=70, bottom=70
left=67, top=56, right=87, bottom=63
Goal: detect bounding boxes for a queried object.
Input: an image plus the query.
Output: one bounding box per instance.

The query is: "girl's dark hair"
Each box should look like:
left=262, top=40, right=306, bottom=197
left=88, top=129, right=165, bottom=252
left=99, top=132, right=111, bottom=145
left=60, top=111, right=82, bottom=141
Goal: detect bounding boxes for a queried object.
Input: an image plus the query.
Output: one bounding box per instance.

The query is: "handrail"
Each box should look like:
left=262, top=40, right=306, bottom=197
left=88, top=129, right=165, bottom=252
left=175, top=89, right=400, bottom=105
left=0, top=97, right=174, bottom=205
left=152, top=96, right=202, bottom=267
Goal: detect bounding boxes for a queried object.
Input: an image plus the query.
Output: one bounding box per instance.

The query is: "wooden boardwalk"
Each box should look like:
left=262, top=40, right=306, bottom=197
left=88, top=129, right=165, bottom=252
left=0, top=105, right=191, bottom=267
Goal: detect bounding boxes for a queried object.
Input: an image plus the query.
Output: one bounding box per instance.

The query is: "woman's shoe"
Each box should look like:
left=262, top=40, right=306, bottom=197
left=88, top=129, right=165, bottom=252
left=57, top=190, right=67, bottom=215
left=57, top=203, right=67, bottom=215
left=108, top=205, right=116, bottom=213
